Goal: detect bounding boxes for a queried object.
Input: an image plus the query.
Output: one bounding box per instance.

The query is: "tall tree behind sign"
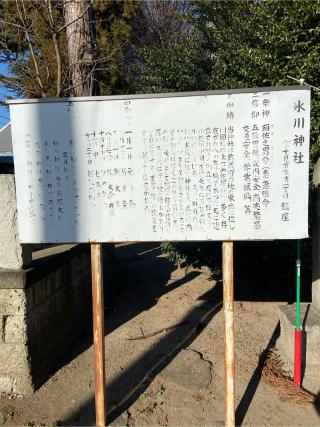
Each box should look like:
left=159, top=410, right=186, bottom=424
left=63, top=0, right=99, bottom=96
left=0, top=0, right=140, bottom=98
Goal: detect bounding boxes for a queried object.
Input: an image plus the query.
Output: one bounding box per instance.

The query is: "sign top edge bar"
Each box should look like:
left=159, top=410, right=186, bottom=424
left=7, top=85, right=311, bottom=105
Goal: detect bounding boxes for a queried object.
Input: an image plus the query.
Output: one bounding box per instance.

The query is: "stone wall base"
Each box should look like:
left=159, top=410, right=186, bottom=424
left=0, top=244, right=112, bottom=395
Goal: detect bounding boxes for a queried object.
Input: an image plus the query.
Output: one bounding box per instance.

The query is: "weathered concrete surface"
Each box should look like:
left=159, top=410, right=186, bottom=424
left=0, top=244, right=93, bottom=395
left=0, top=270, right=28, bottom=289
left=0, top=175, right=31, bottom=269
left=159, top=349, right=212, bottom=389
left=312, top=158, right=320, bottom=311
left=277, top=303, right=320, bottom=393
left=0, top=242, right=117, bottom=395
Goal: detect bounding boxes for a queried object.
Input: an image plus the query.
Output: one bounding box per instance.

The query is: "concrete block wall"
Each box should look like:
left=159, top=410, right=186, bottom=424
left=31, top=247, right=91, bottom=379
left=0, top=245, right=93, bottom=395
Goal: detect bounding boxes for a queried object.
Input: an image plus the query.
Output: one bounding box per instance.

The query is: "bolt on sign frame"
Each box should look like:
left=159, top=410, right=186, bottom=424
left=9, top=86, right=311, bottom=427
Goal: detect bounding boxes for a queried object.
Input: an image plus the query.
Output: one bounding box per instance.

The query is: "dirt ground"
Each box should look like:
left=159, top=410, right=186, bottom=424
left=0, top=242, right=319, bottom=426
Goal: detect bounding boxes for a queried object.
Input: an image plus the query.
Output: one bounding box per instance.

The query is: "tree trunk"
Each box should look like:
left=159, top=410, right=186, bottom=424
left=63, top=0, right=116, bottom=292
left=63, top=0, right=99, bottom=96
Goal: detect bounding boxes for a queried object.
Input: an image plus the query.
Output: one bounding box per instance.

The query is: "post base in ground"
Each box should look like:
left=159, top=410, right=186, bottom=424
left=277, top=303, right=320, bottom=394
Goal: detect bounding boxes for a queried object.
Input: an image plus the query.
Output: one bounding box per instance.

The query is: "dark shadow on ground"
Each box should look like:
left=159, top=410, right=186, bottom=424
left=235, top=322, right=280, bottom=426
left=314, top=393, right=320, bottom=417
left=62, top=292, right=222, bottom=426
left=162, top=240, right=312, bottom=303
left=104, top=243, right=202, bottom=334
left=50, top=242, right=200, bottom=381
left=59, top=242, right=222, bottom=425
left=55, top=240, right=310, bottom=425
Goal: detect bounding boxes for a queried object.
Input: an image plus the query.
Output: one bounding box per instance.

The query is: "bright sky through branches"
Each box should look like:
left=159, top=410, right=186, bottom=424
left=0, top=63, right=12, bottom=127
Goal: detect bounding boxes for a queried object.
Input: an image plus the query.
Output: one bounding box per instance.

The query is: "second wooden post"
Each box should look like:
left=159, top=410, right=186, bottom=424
left=91, top=243, right=107, bottom=427
left=222, top=241, right=235, bottom=427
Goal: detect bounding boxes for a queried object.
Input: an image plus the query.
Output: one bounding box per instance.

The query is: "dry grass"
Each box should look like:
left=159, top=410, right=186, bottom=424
left=261, top=348, right=316, bottom=405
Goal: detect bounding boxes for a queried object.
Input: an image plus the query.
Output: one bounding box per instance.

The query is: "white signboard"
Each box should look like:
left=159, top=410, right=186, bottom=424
left=9, top=86, right=310, bottom=243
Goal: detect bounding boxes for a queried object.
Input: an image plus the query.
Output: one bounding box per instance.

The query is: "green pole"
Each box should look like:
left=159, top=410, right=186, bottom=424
left=295, top=79, right=304, bottom=331
left=296, top=240, right=301, bottom=330
left=294, top=78, right=305, bottom=386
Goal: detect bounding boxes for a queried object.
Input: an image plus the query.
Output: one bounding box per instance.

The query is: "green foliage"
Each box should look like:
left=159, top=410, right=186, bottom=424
left=134, top=1, right=209, bottom=93
left=138, top=0, right=320, bottom=161
left=136, top=33, right=210, bottom=93
left=138, top=0, right=319, bottom=270
left=92, top=0, right=142, bottom=95
left=161, top=241, right=222, bottom=277
left=0, top=0, right=141, bottom=97
left=196, top=0, right=320, bottom=163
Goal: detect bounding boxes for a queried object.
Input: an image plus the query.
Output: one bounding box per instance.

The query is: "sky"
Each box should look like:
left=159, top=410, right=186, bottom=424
left=0, top=63, right=12, bottom=128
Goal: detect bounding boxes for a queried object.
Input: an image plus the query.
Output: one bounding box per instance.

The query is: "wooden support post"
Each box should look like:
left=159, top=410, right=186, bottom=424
left=91, top=243, right=106, bottom=427
left=222, top=241, right=235, bottom=427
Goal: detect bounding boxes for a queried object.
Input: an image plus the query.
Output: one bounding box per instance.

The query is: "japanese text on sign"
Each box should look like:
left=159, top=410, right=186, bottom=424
left=9, top=86, right=310, bottom=243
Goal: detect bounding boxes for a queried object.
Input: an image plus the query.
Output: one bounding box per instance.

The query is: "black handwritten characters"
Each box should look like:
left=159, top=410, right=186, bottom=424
left=14, top=88, right=309, bottom=242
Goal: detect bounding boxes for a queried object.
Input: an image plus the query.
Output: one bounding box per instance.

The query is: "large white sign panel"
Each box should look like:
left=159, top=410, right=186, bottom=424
left=9, top=86, right=310, bottom=243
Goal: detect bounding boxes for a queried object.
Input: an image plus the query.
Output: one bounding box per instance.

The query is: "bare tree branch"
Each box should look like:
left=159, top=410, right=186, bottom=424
left=47, top=0, right=63, bottom=96
left=61, top=62, right=97, bottom=94
left=15, top=0, right=46, bottom=97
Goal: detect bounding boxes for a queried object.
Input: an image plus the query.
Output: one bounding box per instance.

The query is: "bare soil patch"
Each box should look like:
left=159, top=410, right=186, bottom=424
left=0, top=242, right=319, bottom=426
